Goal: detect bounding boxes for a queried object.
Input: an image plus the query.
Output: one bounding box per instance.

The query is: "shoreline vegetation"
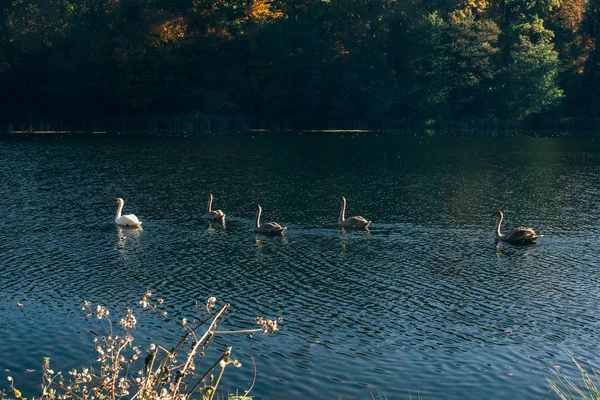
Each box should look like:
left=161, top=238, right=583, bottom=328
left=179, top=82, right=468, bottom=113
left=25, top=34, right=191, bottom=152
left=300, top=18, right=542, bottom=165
left=548, top=355, right=600, bottom=400
left=3, top=114, right=600, bottom=137
left=2, top=1, right=600, bottom=135
left=0, top=291, right=597, bottom=400
left=0, top=292, right=281, bottom=400
left=0, top=298, right=597, bottom=400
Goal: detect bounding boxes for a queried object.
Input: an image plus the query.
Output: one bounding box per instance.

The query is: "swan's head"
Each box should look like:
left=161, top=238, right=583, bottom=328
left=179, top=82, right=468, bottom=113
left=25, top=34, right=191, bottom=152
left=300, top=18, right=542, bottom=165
left=257, top=204, right=262, bottom=211
left=493, top=210, right=503, bottom=218
left=208, top=193, right=213, bottom=200
left=340, top=195, right=346, bottom=203
left=116, top=197, right=124, bottom=205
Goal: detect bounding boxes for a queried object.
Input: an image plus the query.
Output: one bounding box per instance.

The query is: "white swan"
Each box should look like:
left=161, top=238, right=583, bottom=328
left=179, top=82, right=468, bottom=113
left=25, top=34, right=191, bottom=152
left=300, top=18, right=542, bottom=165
left=254, top=204, right=286, bottom=234
left=494, top=210, right=541, bottom=244
left=338, top=196, right=371, bottom=229
left=115, top=198, right=142, bottom=228
left=205, top=193, right=225, bottom=221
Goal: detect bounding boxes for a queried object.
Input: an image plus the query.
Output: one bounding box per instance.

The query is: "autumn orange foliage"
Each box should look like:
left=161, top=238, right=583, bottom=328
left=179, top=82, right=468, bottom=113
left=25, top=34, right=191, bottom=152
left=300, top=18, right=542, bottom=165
left=157, top=16, right=187, bottom=43
left=555, top=0, right=586, bottom=32
left=247, top=0, right=285, bottom=24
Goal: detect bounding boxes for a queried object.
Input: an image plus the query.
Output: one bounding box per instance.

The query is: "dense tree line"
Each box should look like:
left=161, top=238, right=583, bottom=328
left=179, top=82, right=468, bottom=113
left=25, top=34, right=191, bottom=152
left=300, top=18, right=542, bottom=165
left=1, top=0, right=599, bottom=129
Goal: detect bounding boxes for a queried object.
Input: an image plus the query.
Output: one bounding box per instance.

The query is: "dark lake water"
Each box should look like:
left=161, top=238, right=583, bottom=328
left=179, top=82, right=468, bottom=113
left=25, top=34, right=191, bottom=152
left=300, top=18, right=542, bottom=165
left=2, top=133, right=600, bottom=399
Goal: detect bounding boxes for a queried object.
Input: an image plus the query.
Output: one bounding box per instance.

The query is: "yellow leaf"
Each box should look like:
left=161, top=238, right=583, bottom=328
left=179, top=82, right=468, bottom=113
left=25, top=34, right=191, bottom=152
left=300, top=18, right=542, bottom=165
left=13, top=388, right=22, bottom=398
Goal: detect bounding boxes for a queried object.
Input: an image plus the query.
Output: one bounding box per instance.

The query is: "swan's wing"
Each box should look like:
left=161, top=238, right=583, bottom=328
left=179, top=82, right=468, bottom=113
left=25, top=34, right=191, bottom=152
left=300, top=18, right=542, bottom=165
left=342, top=216, right=371, bottom=228
left=117, top=214, right=142, bottom=226
left=206, top=211, right=225, bottom=219
left=265, top=222, right=285, bottom=230
left=123, top=214, right=141, bottom=223
left=505, top=227, right=540, bottom=242
left=347, top=216, right=369, bottom=224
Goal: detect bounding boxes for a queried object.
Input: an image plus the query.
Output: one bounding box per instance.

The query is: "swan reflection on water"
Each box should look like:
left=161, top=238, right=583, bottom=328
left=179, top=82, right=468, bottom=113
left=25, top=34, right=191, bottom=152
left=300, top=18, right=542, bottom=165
left=207, top=221, right=226, bottom=232
left=495, top=240, right=543, bottom=258
left=338, top=226, right=371, bottom=250
left=339, top=227, right=371, bottom=235
left=255, top=232, right=288, bottom=248
left=116, top=225, right=143, bottom=251
left=339, top=237, right=349, bottom=253
left=495, top=241, right=505, bottom=258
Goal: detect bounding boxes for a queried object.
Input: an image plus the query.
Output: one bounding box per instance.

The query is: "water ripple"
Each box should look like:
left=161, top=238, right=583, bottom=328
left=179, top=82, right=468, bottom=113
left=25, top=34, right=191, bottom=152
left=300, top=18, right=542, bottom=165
left=2, top=136, right=600, bottom=399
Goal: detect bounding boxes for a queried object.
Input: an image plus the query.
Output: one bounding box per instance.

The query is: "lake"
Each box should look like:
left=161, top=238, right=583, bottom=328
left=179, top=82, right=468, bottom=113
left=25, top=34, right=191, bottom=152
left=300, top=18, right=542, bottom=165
left=1, top=133, right=600, bottom=399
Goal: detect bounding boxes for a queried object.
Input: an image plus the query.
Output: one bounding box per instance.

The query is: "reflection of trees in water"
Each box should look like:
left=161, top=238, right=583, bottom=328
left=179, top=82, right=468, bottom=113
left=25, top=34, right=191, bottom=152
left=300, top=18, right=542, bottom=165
left=406, top=138, right=582, bottom=231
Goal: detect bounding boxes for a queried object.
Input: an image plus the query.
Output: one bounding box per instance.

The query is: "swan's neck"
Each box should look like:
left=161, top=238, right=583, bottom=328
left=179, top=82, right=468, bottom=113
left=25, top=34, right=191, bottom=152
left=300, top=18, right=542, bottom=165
left=255, top=207, right=261, bottom=228
left=207, top=196, right=213, bottom=213
left=495, top=214, right=503, bottom=239
left=339, top=199, right=346, bottom=223
left=116, top=201, right=124, bottom=220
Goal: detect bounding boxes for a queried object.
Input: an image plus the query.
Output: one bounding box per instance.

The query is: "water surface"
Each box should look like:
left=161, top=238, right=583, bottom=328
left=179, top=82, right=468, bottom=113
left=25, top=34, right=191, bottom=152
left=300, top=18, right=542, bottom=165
left=1, top=134, right=600, bottom=399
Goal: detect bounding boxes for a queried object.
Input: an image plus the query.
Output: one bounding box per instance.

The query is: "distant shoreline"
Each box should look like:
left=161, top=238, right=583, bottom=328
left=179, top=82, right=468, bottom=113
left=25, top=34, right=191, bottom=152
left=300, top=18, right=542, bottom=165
left=2, top=114, right=600, bottom=137
left=3, top=128, right=600, bottom=138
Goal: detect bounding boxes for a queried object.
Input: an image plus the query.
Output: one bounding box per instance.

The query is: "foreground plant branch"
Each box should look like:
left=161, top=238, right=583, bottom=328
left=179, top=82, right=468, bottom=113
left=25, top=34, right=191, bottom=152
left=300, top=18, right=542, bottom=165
left=548, top=354, right=600, bottom=400
left=1, top=292, right=281, bottom=400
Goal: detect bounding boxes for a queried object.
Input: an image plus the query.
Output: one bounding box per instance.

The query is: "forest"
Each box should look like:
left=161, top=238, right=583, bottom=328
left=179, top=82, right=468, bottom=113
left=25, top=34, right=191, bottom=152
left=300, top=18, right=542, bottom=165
left=1, top=0, right=599, bottom=130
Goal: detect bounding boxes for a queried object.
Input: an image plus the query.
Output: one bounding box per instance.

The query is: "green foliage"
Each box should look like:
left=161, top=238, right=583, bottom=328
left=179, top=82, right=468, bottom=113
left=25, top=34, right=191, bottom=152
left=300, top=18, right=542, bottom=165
left=0, top=0, right=598, bottom=127
left=397, top=10, right=500, bottom=120
left=445, top=12, right=500, bottom=117
left=497, top=34, right=563, bottom=119
left=548, top=355, right=600, bottom=400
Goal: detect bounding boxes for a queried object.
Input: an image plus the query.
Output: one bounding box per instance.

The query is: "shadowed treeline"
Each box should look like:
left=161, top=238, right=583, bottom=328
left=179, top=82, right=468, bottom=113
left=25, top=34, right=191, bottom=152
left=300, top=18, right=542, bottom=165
left=1, top=0, right=600, bottom=131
